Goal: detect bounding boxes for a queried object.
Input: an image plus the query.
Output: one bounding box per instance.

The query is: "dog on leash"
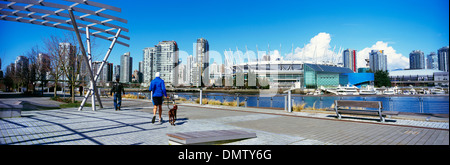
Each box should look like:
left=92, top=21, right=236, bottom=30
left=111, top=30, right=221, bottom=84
left=168, top=105, right=178, bottom=126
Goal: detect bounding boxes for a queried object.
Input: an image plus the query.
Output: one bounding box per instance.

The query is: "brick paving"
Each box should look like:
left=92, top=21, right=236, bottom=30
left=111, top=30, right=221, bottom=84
left=0, top=97, right=448, bottom=145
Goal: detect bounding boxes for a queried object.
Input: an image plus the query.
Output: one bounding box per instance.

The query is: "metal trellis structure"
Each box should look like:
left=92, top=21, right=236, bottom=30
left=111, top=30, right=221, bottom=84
left=1, top=0, right=129, bottom=111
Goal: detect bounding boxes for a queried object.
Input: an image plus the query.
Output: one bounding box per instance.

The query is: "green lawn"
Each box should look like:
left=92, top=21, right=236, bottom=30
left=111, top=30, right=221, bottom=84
left=51, top=96, right=95, bottom=108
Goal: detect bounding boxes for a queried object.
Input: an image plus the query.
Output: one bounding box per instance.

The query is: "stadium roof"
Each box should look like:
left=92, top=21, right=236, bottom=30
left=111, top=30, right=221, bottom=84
left=389, top=69, right=446, bottom=77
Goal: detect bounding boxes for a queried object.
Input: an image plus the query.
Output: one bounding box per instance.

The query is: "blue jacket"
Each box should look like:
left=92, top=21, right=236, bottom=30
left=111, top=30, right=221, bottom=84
left=149, top=77, right=167, bottom=97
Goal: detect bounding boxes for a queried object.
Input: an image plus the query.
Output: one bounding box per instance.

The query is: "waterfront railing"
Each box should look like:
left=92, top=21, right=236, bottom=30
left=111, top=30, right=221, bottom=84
left=127, top=92, right=449, bottom=115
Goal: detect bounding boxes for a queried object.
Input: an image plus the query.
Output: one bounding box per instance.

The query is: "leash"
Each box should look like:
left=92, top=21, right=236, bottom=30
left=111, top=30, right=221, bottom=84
left=165, top=93, right=175, bottom=109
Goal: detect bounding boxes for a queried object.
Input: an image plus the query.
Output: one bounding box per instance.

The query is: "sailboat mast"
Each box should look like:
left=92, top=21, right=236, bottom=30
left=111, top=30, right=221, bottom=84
left=267, top=43, right=270, bottom=61
left=291, top=43, right=294, bottom=62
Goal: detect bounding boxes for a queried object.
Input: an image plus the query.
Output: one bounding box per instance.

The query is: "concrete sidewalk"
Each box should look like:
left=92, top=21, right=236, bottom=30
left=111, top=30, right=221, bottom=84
left=1, top=97, right=448, bottom=145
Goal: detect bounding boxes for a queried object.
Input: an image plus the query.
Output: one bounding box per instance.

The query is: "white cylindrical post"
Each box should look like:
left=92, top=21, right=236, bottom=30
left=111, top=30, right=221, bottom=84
left=236, top=95, right=239, bottom=107
left=69, top=10, right=102, bottom=110
left=284, top=96, right=287, bottom=112
left=288, top=90, right=292, bottom=112
left=86, top=27, right=96, bottom=111
left=200, top=89, right=203, bottom=105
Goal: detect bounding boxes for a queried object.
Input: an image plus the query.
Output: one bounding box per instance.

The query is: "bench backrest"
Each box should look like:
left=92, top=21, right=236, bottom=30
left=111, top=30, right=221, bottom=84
left=335, top=100, right=382, bottom=109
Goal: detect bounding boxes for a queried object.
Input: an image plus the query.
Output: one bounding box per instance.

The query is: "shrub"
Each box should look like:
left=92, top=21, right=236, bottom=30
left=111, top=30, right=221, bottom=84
left=208, top=99, right=222, bottom=105
left=293, top=103, right=306, bottom=112
left=239, top=101, right=245, bottom=107
left=51, top=96, right=76, bottom=103
left=194, top=98, right=209, bottom=104
left=122, top=94, right=137, bottom=99
left=222, top=100, right=232, bottom=106
left=228, top=101, right=237, bottom=107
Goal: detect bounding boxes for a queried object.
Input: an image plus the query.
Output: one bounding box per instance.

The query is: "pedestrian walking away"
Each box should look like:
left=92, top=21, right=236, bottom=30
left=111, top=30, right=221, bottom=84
left=149, top=72, right=168, bottom=124
left=110, top=75, right=125, bottom=111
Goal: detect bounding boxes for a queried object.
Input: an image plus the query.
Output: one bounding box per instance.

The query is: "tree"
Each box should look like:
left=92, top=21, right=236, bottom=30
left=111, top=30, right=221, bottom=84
left=59, top=37, right=78, bottom=103
left=59, top=33, right=85, bottom=103
left=26, top=45, right=40, bottom=94
left=38, top=52, right=51, bottom=96
left=14, top=56, right=29, bottom=93
left=44, top=32, right=87, bottom=102
left=3, top=64, right=15, bottom=92
left=374, top=70, right=391, bottom=87
left=44, top=35, right=64, bottom=97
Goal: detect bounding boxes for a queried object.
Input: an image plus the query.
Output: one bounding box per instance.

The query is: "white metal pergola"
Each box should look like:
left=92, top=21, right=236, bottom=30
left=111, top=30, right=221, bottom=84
left=0, top=0, right=129, bottom=111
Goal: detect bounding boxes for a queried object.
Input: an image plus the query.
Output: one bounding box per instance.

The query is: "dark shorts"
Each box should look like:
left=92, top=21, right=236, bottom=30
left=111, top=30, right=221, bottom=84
left=152, top=97, right=163, bottom=105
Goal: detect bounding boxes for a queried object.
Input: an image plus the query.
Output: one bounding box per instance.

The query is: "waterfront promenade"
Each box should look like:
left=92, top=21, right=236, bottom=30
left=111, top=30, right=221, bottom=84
left=0, top=95, right=448, bottom=145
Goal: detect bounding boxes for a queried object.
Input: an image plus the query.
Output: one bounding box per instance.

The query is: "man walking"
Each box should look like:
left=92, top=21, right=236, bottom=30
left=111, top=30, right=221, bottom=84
left=149, top=72, right=167, bottom=124
left=110, top=75, right=125, bottom=111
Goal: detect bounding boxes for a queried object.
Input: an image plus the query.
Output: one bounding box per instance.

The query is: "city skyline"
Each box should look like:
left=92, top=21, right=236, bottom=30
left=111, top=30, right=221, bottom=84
left=0, top=0, right=449, bottom=72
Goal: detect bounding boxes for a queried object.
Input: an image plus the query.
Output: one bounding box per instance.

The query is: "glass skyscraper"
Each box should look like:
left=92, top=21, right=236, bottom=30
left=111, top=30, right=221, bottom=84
left=369, top=50, right=387, bottom=72
left=193, top=38, right=209, bottom=87
left=120, top=52, right=132, bottom=83
left=343, top=49, right=357, bottom=72
left=409, top=50, right=425, bottom=69
left=438, top=46, right=449, bottom=72
left=426, top=52, right=438, bottom=70
left=143, top=41, right=179, bottom=86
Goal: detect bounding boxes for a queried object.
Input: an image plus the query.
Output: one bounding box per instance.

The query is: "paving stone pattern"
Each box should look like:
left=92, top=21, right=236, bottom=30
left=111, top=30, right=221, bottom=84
left=0, top=102, right=448, bottom=145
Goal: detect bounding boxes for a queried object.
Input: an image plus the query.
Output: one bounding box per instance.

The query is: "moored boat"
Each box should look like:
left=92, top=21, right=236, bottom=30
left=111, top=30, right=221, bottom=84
left=336, top=84, right=359, bottom=95
left=383, top=88, right=396, bottom=95
left=431, top=87, right=446, bottom=94
left=359, top=85, right=376, bottom=95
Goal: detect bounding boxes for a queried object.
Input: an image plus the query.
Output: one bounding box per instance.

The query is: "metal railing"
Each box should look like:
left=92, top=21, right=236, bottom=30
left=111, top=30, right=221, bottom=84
left=127, top=91, right=449, bottom=114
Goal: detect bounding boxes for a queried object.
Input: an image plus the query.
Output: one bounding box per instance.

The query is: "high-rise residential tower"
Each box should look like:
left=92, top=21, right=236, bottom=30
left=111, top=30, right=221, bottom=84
left=143, top=47, right=156, bottom=85
left=186, top=55, right=193, bottom=85
left=426, top=52, right=438, bottom=70
left=15, top=55, right=29, bottom=76
left=120, top=52, right=132, bottom=83
left=409, top=50, right=425, bottom=69
left=143, top=41, right=179, bottom=86
left=193, top=38, right=209, bottom=87
left=343, top=49, right=357, bottom=72
left=369, top=50, right=387, bottom=72
left=92, top=61, right=113, bottom=84
left=114, top=65, right=120, bottom=78
left=438, top=46, right=449, bottom=72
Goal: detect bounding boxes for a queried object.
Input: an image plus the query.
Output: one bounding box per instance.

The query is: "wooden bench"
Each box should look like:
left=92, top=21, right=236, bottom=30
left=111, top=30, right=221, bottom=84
left=334, top=100, right=399, bottom=122
left=167, top=129, right=257, bottom=145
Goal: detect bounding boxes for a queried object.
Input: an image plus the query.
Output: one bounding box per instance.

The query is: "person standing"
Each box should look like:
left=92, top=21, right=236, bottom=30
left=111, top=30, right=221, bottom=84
left=149, top=72, right=168, bottom=124
left=110, top=75, right=125, bottom=111
left=79, top=86, right=83, bottom=96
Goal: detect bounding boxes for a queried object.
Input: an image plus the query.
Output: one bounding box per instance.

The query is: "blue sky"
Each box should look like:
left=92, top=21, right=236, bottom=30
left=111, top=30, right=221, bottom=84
left=0, top=0, right=449, bottom=71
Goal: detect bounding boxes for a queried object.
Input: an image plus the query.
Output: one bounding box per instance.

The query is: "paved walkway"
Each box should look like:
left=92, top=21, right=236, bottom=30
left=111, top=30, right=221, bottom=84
left=0, top=97, right=448, bottom=145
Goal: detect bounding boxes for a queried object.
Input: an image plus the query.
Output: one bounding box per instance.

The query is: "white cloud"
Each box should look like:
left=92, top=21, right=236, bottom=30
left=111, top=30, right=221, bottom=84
left=357, top=41, right=409, bottom=71
left=286, top=32, right=340, bottom=64
left=262, top=32, right=409, bottom=71
left=269, top=49, right=282, bottom=61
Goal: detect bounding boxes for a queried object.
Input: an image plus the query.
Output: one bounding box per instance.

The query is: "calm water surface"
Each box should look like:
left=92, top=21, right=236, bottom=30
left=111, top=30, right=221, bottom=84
left=128, top=92, right=449, bottom=114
